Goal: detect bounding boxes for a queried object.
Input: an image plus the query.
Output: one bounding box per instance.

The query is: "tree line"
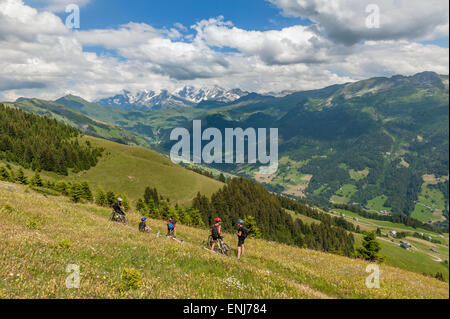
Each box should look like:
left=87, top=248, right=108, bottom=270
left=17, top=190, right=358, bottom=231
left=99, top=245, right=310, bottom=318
left=277, top=194, right=358, bottom=233
left=192, top=178, right=355, bottom=256
left=332, top=203, right=443, bottom=233
left=0, top=104, right=103, bottom=175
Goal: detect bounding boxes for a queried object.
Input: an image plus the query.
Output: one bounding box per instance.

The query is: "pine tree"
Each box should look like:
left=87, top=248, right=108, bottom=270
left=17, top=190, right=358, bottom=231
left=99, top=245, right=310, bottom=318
left=160, top=200, right=170, bottom=220
left=147, top=199, right=156, bottom=218
left=81, top=182, right=93, bottom=201
left=0, top=166, right=11, bottom=181
left=95, top=187, right=107, bottom=206
left=69, top=183, right=84, bottom=203
left=144, top=187, right=152, bottom=205
left=30, top=172, right=43, bottom=187
left=189, top=208, right=205, bottom=228
left=55, top=181, right=68, bottom=195
left=106, top=191, right=116, bottom=206
left=136, top=198, right=145, bottom=213
left=14, top=168, right=28, bottom=185
left=244, top=216, right=262, bottom=238
left=356, top=231, right=384, bottom=262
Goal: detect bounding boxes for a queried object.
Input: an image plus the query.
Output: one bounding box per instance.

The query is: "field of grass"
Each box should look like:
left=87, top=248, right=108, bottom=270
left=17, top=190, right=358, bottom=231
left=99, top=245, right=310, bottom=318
left=411, top=183, right=446, bottom=223
left=333, top=209, right=444, bottom=237
left=68, top=136, right=223, bottom=204
left=332, top=184, right=357, bottom=204
left=366, top=195, right=389, bottom=212
left=354, top=234, right=449, bottom=281
left=331, top=208, right=449, bottom=280
left=0, top=181, right=448, bottom=299
left=285, top=209, right=321, bottom=225
left=349, top=168, right=369, bottom=181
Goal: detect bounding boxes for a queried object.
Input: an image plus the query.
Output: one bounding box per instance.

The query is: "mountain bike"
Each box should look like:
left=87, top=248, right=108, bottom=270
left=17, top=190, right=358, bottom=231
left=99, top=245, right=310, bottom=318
left=207, top=235, right=231, bottom=256
left=167, top=228, right=175, bottom=238
left=110, top=211, right=127, bottom=224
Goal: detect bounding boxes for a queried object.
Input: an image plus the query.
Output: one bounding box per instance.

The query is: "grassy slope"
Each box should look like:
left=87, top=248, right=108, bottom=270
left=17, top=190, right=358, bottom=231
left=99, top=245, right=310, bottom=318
left=332, top=208, right=449, bottom=280
left=354, top=234, right=449, bottom=281
left=70, top=136, right=223, bottom=203
left=0, top=181, right=448, bottom=299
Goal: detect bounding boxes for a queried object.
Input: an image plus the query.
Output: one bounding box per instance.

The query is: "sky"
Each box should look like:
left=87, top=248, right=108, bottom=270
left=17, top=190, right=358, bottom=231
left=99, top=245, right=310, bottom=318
left=0, top=0, right=448, bottom=101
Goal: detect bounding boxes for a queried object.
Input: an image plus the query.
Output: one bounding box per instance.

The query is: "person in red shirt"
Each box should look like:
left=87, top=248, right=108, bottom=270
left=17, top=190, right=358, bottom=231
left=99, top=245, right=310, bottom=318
left=210, top=217, right=222, bottom=252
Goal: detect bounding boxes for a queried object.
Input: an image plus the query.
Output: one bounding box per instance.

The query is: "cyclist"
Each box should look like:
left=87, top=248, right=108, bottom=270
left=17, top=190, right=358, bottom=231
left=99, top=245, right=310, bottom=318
left=166, top=217, right=177, bottom=238
left=236, top=219, right=248, bottom=260
left=113, top=198, right=125, bottom=217
left=111, top=197, right=126, bottom=222
left=211, top=217, right=223, bottom=252
left=139, top=217, right=151, bottom=233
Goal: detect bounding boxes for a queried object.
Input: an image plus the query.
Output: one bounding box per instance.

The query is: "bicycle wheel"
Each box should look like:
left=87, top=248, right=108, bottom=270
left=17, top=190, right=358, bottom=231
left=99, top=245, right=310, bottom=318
left=221, top=243, right=232, bottom=257
left=207, top=235, right=214, bottom=248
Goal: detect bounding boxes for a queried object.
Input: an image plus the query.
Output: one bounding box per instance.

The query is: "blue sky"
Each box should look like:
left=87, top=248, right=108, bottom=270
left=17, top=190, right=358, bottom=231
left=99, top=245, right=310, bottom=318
left=2, top=0, right=448, bottom=101
left=51, top=0, right=312, bottom=31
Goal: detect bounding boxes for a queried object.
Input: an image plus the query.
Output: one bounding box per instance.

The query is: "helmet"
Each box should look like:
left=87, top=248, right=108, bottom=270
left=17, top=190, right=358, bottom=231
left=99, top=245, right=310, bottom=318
left=237, top=219, right=244, bottom=224
left=141, top=217, right=147, bottom=221
left=118, top=197, right=123, bottom=202
left=215, top=217, right=222, bottom=222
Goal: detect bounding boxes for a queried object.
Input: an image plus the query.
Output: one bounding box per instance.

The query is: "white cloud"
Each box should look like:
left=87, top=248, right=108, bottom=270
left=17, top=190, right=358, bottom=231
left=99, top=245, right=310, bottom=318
left=338, top=41, right=449, bottom=78
left=0, top=0, right=448, bottom=102
left=269, top=0, right=449, bottom=45
left=192, top=16, right=339, bottom=65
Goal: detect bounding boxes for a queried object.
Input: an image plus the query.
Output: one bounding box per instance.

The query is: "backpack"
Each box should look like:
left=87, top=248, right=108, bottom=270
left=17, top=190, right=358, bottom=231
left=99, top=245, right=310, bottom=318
left=240, top=227, right=249, bottom=239
left=168, top=222, right=174, bottom=230
left=211, top=224, right=219, bottom=238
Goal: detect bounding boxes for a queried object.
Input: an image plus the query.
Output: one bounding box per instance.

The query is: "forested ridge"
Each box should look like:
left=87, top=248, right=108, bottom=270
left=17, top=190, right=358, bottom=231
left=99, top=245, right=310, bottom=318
left=0, top=104, right=103, bottom=175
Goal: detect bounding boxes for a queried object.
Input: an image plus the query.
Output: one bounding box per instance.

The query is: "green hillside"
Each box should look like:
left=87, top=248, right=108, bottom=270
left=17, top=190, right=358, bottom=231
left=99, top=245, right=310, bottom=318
left=56, top=95, right=204, bottom=145
left=0, top=180, right=448, bottom=299
left=70, top=136, right=223, bottom=203
left=4, top=99, right=147, bottom=147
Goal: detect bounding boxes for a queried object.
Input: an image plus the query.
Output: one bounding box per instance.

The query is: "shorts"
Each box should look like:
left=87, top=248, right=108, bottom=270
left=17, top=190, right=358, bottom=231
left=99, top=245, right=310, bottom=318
left=238, top=237, right=245, bottom=247
left=212, top=235, right=222, bottom=241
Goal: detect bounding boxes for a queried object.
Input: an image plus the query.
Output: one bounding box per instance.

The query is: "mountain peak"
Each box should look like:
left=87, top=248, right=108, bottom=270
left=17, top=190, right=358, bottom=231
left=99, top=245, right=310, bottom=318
left=94, top=86, right=249, bottom=111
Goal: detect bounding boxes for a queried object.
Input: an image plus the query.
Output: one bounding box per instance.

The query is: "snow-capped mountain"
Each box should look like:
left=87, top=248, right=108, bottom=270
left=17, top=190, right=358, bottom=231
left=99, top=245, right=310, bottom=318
left=95, top=86, right=248, bottom=110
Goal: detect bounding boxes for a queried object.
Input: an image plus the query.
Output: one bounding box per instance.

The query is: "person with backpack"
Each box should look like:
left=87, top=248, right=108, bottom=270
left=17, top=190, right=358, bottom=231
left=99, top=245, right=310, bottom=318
left=210, top=217, right=223, bottom=252
left=139, top=217, right=151, bottom=233
left=113, top=198, right=125, bottom=216
left=166, top=217, right=177, bottom=238
left=236, top=219, right=248, bottom=260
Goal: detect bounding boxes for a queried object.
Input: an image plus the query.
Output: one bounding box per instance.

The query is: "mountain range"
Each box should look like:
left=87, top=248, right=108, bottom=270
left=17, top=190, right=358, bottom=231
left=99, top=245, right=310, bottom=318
left=95, top=86, right=249, bottom=110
